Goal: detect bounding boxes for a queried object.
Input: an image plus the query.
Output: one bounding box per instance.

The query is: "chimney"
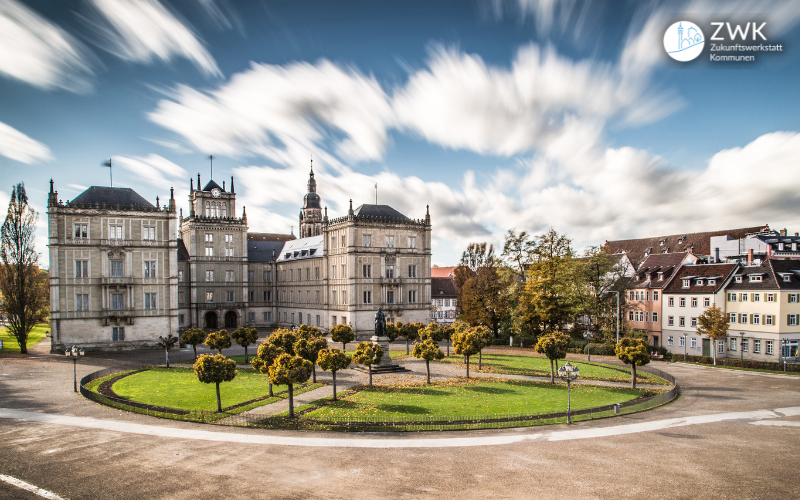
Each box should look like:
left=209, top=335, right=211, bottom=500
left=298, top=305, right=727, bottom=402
left=767, top=244, right=772, bottom=259
left=231, top=176, right=235, bottom=194
left=747, top=248, right=753, bottom=266
left=781, top=228, right=787, bottom=236
left=714, top=248, right=720, bottom=263
left=197, top=173, right=201, bottom=190
left=223, top=180, right=225, bottom=191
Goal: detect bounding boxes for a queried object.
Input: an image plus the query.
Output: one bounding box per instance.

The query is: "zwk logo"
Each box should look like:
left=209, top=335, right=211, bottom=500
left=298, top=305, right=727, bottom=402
left=664, top=21, right=705, bottom=61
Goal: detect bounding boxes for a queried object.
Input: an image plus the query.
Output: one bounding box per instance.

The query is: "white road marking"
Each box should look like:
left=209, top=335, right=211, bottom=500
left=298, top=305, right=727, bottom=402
left=2, top=406, right=799, bottom=448
left=0, top=474, right=66, bottom=499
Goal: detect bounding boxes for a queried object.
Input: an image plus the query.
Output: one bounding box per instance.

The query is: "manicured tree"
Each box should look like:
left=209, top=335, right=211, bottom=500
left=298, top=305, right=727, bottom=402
left=330, top=324, right=355, bottom=350
left=534, top=332, right=570, bottom=383
left=193, top=354, right=237, bottom=412
left=157, top=333, right=178, bottom=368
left=419, top=322, right=443, bottom=342
left=268, top=354, right=313, bottom=417
left=615, top=337, right=650, bottom=389
left=452, top=328, right=481, bottom=378
left=696, top=304, right=729, bottom=366
left=251, top=342, right=284, bottom=397
left=353, top=341, right=383, bottom=386
left=402, top=322, right=423, bottom=355
left=231, top=327, right=259, bottom=364
left=385, top=321, right=401, bottom=342
left=412, top=338, right=445, bottom=384
left=474, top=325, right=493, bottom=370
left=181, top=327, right=206, bottom=360
left=297, top=324, right=323, bottom=340
left=294, top=336, right=328, bottom=383
left=267, top=328, right=299, bottom=354
left=317, top=348, right=352, bottom=400
left=205, top=329, right=232, bottom=354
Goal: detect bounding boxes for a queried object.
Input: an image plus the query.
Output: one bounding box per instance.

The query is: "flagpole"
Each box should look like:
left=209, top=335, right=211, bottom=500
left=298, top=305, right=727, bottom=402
left=209, top=155, right=213, bottom=180
left=375, top=183, right=377, bottom=204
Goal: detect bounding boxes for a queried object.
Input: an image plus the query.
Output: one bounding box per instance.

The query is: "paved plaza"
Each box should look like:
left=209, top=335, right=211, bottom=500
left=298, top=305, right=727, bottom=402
left=1, top=342, right=799, bottom=499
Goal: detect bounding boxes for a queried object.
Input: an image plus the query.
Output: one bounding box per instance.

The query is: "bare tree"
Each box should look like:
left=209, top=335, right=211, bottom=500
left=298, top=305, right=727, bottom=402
left=0, top=183, right=48, bottom=354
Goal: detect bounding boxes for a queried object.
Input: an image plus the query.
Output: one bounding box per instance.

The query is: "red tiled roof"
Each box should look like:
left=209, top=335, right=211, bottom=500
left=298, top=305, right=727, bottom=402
left=604, top=226, right=767, bottom=267
left=663, top=263, right=738, bottom=294
left=431, top=277, right=457, bottom=297
left=431, top=266, right=456, bottom=278
left=631, top=253, right=690, bottom=289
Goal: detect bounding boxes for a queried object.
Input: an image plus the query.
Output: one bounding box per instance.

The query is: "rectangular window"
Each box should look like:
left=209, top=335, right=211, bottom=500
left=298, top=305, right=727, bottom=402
left=752, top=293, right=760, bottom=302
left=205, top=247, right=213, bottom=257
left=111, top=261, right=123, bottom=278
left=691, top=337, right=697, bottom=349
left=143, top=261, right=156, bottom=278
left=679, top=317, right=685, bottom=327
left=75, top=260, right=88, bottom=278
left=225, top=270, right=233, bottom=282
left=315, top=267, right=320, bottom=279
left=316, top=315, right=321, bottom=327
left=206, top=292, right=213, bottom=303
left=225, top=234, right=233, bottom=243
left=679, top=297, right=686, bottom=307
left=387, top=290, right=394, bottom=304
left=112, top=327, right=125, bottom=342
left=729, top=313, right=736, bottom=323
left=386, top=265, right=394, bottom=279
left=227, top=291, right=234, bottom=302
left=332, top=290, right=338, bottom=304
left=179, top=291, right=184, bottom=304
left=718, top=341, right=725, bottom=354
left=742, top=339, right=749, bottom=352
left=765, top=315, right=774, bottom=325
left=652, top=312, right=658, bottom=323
left=362, top=264, right=371, bottom=278
left=363, top=234, right=371, bottom=247
left=703, top=297, right=710, bottom=307
left=363, top=290, right=372, bottom=304
left=206, top=270, right=214, bottom=282
left=248, top=271, right=254, bottom=282
left=730, top=338, right=736, bottom=351
left=668, top=316, right=674, bottom=326
left=264, top=271, right=272, bottom=282
left=668, top=336, right=673, bottom=346
left=179, top=314, right=184, bottom=326
left=752, top=314, right=760, bottom=325
left=386, top=235, right=394, bottom=248
left=144, top=292, right=156, bottom=310
left=645, top=311, right=649, bottom=323
left=205, top=233, right=213, bottom=242
left=741, top=293, right=748, bottom=302
left=74, top=223, right=88, bottom=239
left=248, top=312, right=255, bottom=323
left=754, top=340, right=761, bottom=354
left=111, top=293, right=124, bottom=311
left=767, top=341, right=774, bottom=355
left=409, top=290, right=417, bottom=303
left=249, top=291, right=254, bottom=302
left=178, top=270, right=183, bottom=282
left=109, top=225, right=123, bottom=239
left=679, top=336, right=685, bottom=347
left=332, top=265, right=337, bottom=279
left=264, top=291, right=271, bottom=302
left=306, top=268, right=310, bottom=281
left=691, top=297, right=697, bottom=307
left=264, top=312, right=272, bottom=322
left=445, top=299, right=450, bottom=307
left=690, top=317, right=697, bottom=327
left=728, top=293, right=736, bottom=302
left=409, top=236, right=416, bottom=248
left=284, top=312, right=287, bottom=322
left=788, top=314, right=798, bottom=326
left=75, top=293, right=89, bottom=311
left=629, top=291, right=635, bottom=301
left=789, top=294, right=798, bottom=303
left=142, top=226, right=155, bottom=241
left=668, top=297, right=674, bottom=307
left=740, top=313, right=748, bottom=324
left=408, top=265, right=417, bottom=278
left=767, top=293, right=775, bottom=302
left=224, top=248, right=234, bottom=257
left=653, top=291, right=659, bottom=301
left=290, top=269, right=294, bottom=281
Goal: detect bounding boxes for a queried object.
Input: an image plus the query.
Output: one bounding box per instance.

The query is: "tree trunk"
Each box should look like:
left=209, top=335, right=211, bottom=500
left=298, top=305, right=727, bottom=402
left=165, top=348, right=170, bottom=368
left=332, top=370, right=338, bottom=401
left=342, top=341, right=347, bottom=351
left=215, top=382, right=222, bottom=412
left=550, top=359, right=555, bottom=383
left=192, top=344, right=198, bottom=361
left=312, top=364, right=317, bottom=383
left=631, top=364, right=637, bottom=389
left=288, top=383, right=294, bottom=417
left=426, top=359, right=431, bottom=384
left=368, top=366, right=373, bottom=386
left=406, top=337, right=409, bottom=355
left=244, top=346, right=248, bottom=364
left=466, top=356, right=470, bottom=378
left=268, top=379, right=273, bottom=397
left=447, top=339, right=450, bottom=356
left=478, top=349, right=482, bottom=370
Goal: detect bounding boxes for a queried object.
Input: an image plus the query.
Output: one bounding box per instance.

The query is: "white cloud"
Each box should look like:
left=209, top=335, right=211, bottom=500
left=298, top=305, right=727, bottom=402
left=149, top=59, right=394, bottom=162
left=87, top=0, right=220, bottom=78
left=0, top=0, right=93, bottom=91
left=113, top=154, right=189, bottom=188
left=0, top=121, right=52, bottom=163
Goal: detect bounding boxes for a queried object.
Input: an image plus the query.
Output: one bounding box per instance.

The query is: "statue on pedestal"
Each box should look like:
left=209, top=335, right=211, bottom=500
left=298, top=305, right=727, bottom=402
left=375, top=307, right=387, bottom=338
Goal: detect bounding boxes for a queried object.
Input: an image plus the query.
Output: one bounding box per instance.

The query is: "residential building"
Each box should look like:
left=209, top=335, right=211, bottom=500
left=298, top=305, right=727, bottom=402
left=431, top=266, right=456, bottom=278
left=710, top=228, right=800, bottom=263
left=431, top=276, right=457, bottom=324
left=724, top=259, right=800, bottom=361
left=661, top=263, right=739, bottom=358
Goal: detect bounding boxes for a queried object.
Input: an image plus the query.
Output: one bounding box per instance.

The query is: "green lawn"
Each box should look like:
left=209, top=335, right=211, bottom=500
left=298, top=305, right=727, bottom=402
left=113, top=367, right=305, bottom=411
left=0, top=323, right=49, bottom=354
left=438, top=353, right=667, bottom=384
left=306, top=378, right=647, bottom=419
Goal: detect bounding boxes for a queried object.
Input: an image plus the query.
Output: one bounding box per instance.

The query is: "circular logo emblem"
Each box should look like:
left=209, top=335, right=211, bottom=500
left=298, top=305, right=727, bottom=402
left=664, top=21, right=705, bottom=62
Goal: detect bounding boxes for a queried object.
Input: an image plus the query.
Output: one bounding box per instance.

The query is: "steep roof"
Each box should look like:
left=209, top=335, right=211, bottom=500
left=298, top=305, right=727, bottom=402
left=354, top=204, right=409, bottom=220
left=604, top=226, right=767, bottom=266
left=247, top=240, right=285, bottom=263
left=248, top=232, right=296, bottom=242
left=276, top=235, right=324, bottom=262
left=431, top=266, right=456, bottom=278
left=663, top=263, right=738, bottom=294
left=70, top=186, right=154, bottom=208
left=631, top=253, right=691, bottom=289
left=726, top=259, right=800, bottom=291
left=202, top=180, right=223, bottom=192
left=431, top=277, right=457, bottom=297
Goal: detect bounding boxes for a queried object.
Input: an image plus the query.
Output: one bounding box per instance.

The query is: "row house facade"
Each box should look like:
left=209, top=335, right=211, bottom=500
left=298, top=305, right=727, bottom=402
left=431, top=276, right=457, bottom=324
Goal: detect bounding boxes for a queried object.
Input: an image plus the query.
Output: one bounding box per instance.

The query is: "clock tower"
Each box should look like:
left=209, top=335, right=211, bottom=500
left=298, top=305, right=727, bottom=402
left=299, top=161, right=323, bottom=238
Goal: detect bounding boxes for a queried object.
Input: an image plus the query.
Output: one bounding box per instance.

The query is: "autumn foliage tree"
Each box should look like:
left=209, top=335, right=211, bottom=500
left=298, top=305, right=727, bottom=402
left=266, top=328, right=300, bottom=354
left=330, top=324, right=355, bottom=350
left=401, top=322, right=423, bottom=354
left=353, top=341, right=383, bottom=386
left=317, top=348, right=352, bottom=400
left=294, top=336, right=328, bottom=383
left=455, top=243, right=511, bottom=337
left=268, top=354, right=313, bottom=417
left=412, top=338, right=444, bottom=383
left=452, top=327, right=482, bottom=378
left=615, top=337, right=650, bottom=389
left=231, top=327, right=259, bottom=363
left=696, top=304, right=729, bottom=366
left=0, top=182, right=49, bottom=354
left=181, top=327, right=206, bottom=360
left=534, top=332, right=570, bottom=383
left=205, top=329, right=232, bottom=354
left=251, top=342, right=284, bottom=397
left=193, top=354, right=237, bottom=412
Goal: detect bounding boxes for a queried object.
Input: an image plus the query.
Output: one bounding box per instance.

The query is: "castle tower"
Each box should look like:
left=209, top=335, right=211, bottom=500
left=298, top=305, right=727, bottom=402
left=299, top=160, right=322, bottom=238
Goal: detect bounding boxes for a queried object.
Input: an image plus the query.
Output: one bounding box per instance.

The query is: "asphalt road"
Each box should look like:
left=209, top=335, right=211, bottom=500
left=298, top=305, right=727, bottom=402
left=1, top=345, right=799, bottom=499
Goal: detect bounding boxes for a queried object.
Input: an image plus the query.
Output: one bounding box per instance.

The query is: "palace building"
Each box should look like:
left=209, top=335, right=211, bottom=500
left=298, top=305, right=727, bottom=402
left=48, top=165, right=432, bottom=351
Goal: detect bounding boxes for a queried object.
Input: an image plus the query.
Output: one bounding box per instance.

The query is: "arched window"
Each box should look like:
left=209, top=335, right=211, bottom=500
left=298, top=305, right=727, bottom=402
left=205, top=201, right=210, bottom=217
left=212, top=203, right=218, bottom=218
left=221, top=202, right=227, bottom=218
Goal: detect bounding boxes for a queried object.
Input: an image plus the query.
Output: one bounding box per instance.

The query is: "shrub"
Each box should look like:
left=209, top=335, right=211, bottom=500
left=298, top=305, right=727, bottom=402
left=330, top=324, right=354, bottom=350
left=231, top=327, right=259, bottom=363
left=317, top=348, right=352, bottom=400
left=193, top=354, right=236, bottom=412
left=353, top=341, right=383, bottom=386
left=268, top=354, right=313, bottom=418
left=181, top=328, right=206, bottom=360
left=205, top=329, right=232, bottom=354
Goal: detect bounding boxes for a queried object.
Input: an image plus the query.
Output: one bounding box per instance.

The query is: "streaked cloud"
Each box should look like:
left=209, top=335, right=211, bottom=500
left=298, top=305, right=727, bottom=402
left=87, top=0, right=221, bottom=78
left=113, top=153, right=189, bottom=188
left=0, top=0, right=93, bottom=91
left=0, top=121, right=53, bottom=163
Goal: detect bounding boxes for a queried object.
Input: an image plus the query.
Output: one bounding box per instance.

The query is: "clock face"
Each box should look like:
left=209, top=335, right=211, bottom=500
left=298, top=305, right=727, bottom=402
left=211, top=188, right=221, bottom=198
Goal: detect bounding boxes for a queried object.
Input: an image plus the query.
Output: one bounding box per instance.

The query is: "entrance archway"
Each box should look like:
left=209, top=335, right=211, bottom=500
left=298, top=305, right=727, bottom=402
left=224, top=311, right=237, bottom=328
left=204, top=311, right=218, bottom=329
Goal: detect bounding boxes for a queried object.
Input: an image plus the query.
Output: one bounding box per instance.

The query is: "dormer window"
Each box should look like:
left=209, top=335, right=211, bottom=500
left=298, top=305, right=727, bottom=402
left=645, top=273, right=651, bottom=281
left=285, top=253, right=291, bottom=259
left=749, top=275, right=762, bottom=282
left=735, top=276, right=743, bottom=283
left=783, top=275, right=791, bottom=282
left=708, top=279, right=716, bottom=286
left=682, top=279, right=690, bottom=288
left=658, top=272, right=664, bottom=281
left=695, top=279, right=704, bottom=286
left=778, top=243, right=784, bottom=251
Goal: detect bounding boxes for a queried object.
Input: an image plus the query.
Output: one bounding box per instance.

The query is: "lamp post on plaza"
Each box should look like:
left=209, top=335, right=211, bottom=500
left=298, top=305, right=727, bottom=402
left=557, top=361, right=580, bottom=424
left=65, top=345, right=85, bottom=392
left=740, top=332, right=745, bottom=361
left=682, top=333, right=688, bottom=361
left=782, top=338, right=787, bottom=373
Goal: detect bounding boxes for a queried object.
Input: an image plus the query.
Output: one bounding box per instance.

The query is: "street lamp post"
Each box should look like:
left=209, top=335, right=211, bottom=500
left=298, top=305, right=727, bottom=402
left=65, top=345, right=85, bottom=392
left=557, top=361, right=580, bottom=424
left=782, top=338, right=787, bottom=373
left=683, top=333, right=688, bottom=362
left=740, top=332, right=745, bottom=361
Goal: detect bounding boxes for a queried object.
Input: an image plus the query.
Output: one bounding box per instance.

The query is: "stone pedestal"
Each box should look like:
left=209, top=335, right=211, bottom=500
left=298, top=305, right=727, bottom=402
left=371, top=335, right=394, bottom=366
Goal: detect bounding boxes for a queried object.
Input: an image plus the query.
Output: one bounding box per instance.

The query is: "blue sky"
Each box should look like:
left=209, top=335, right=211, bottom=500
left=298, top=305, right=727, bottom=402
left=1, top=0, right=800, bottom=267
